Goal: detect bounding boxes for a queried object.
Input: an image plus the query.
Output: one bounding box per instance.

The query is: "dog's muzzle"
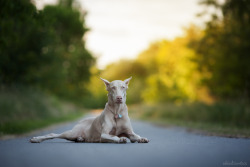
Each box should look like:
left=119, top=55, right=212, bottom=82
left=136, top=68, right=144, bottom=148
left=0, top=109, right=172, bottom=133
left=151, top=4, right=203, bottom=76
left=116, top=96, right=123, bottom=103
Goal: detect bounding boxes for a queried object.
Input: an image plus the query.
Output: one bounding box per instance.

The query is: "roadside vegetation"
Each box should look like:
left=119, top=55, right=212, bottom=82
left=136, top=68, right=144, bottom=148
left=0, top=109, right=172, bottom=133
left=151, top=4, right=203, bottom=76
left=0, top=85, right=85, bottom=136
left=129, top=102, right=250, bottom=138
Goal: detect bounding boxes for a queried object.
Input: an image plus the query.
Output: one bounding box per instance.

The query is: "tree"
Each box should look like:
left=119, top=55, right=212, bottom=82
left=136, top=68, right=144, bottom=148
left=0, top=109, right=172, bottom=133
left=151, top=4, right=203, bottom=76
left=0, top=0, right=94, bottom=101
left=38, top=0, right=94, bottom=99
left=137, top=36, right=205, bottom=103
left=0, top=0, right=51, bottom=84
left=191, top=0, right=250, bottom=99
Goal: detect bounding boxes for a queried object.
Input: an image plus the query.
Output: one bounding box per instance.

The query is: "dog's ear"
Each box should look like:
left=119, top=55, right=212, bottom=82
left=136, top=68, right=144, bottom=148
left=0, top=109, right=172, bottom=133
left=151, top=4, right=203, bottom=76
left=124, top=77, right=132, bottom=86
left=100, top=77, right=110, bottom=89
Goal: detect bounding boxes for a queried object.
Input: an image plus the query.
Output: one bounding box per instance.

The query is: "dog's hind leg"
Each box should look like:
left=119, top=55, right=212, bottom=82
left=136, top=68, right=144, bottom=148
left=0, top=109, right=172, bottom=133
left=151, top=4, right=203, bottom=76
left=30, top=130, right=84, bottom=143
left=30, top=133, right=62, bottom=143
left=59, top=130, right=85, bottom=142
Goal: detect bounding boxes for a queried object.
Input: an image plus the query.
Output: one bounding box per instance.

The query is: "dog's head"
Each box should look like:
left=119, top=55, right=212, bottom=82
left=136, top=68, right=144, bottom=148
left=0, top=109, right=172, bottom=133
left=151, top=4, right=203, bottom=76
left=100, top=77, right=132, bottom=104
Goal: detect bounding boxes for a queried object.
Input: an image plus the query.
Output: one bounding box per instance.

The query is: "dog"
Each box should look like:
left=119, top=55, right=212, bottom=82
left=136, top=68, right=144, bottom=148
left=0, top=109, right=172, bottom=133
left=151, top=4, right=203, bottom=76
left=30, top=77, right=149, bottom=143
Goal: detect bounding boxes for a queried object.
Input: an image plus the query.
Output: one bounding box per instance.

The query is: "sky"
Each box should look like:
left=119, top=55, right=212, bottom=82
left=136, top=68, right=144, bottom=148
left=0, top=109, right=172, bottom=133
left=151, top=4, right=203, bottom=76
left=34, top=0, right=203, bottom=69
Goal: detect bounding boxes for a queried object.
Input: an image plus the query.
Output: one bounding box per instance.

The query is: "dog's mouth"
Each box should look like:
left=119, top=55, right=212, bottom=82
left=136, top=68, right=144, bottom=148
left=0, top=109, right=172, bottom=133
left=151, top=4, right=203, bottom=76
left=116, top=100, right=123, bottom=104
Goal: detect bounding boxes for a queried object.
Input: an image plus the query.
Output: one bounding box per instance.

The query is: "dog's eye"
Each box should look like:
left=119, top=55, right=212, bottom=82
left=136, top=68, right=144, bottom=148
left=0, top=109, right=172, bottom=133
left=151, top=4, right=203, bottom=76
left=121, top=86, right=125, bottom=89
left=112, top=86, right=116, bottom=90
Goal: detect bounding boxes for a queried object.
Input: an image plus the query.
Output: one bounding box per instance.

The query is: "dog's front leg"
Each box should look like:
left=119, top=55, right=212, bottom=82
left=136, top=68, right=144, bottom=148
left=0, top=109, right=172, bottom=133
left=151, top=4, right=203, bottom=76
left=127, top=131, right=149, bottom=143
left=100, top=134, right=127, bottom=143
left=100, top=125, right=127, bottom=143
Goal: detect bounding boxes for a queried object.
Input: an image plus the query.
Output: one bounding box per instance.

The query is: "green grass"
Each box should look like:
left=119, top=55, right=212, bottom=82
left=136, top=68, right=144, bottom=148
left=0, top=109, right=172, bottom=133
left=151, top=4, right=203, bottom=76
left=0, top=85, right=85, bottom=136
left=129, top=102, right=250, bottom=138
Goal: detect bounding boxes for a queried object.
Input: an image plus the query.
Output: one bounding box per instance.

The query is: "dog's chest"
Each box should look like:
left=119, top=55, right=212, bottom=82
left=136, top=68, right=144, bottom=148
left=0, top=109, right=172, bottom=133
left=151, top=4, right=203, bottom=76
left=109, top=119, right=123, bottom=135
left=109, top=127, right=116, bottom=135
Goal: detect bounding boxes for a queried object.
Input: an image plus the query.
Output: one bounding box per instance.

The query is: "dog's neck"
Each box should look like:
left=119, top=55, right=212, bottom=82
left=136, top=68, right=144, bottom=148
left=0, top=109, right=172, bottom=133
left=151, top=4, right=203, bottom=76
left=106, top=93, right=126, bottom=115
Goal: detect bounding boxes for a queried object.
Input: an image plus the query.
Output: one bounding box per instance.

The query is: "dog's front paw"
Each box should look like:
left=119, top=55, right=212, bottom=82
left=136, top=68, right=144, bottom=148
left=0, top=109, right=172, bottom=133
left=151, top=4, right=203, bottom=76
left=118, top=137, right=127, bottom=144
left=138, top=137, right=149, bottom=143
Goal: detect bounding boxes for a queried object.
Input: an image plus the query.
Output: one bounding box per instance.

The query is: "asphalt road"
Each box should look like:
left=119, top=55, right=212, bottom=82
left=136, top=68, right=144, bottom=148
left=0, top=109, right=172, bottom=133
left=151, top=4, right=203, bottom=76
left=0, top=116, right=249, bottom=167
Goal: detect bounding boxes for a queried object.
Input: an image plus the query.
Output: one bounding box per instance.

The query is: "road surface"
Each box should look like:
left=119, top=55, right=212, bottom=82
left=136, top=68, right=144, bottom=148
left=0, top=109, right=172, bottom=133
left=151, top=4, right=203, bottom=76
left=0, top=116, right=249, bottom=167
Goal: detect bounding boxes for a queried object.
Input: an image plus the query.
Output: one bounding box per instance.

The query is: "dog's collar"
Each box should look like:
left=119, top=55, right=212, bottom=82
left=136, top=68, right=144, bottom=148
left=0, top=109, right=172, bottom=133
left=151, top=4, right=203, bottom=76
left=115, top=114, right=122, bottom=119
left=106, top=103, right=123, bottom=119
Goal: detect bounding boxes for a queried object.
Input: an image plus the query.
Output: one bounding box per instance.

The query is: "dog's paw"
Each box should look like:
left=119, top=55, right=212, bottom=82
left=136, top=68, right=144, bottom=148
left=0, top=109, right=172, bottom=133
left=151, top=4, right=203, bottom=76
left=118, top=137, right=127, bottom=144
left=130, top=140, right=136, bottom=143
left=138, top=137, right=149, bottom=143
left=75, top=137, right=85, bottom=143
left=30, top=137, right=42, bottom=143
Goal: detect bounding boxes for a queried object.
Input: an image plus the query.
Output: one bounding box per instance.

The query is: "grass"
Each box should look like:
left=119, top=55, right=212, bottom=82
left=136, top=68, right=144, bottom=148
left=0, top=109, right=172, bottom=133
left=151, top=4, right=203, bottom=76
left=128, top=102, right=250, bottom=138
left=0, top=85, right=85, bottom=136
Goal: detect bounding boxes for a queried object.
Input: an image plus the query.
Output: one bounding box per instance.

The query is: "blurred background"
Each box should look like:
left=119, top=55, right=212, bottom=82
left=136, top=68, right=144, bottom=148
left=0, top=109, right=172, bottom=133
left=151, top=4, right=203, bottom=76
left=0, top=0, right=250, bottom=137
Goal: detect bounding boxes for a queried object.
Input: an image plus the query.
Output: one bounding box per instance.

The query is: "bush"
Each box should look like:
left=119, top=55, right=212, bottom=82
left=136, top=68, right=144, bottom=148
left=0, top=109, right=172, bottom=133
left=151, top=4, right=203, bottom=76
left=130, top=102, right=250, bottom=128
left=0, top=85, right=85, bottom=135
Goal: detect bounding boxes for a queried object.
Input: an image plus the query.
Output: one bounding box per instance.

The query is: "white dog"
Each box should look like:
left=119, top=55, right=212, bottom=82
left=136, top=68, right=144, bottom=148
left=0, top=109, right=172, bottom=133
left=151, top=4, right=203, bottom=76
left=30, top=77, right=149, bottom=143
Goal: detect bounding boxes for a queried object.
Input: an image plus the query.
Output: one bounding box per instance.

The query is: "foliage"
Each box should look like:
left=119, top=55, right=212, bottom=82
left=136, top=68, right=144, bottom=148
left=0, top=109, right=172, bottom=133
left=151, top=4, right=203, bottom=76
left=0, top=0, right=94, bottom=101
left=0, top=0, right=49, bottom=83
left=190, top=0, right=250, bottom=99
left=129, top=102, right=250, bottom=137
left=137, top=36, right=206, bottom=103
left=81, top=67, right=107, bottom=108
left=0, top=85, right=84, bottom=135
left=139, top=102, right=250, bottom=128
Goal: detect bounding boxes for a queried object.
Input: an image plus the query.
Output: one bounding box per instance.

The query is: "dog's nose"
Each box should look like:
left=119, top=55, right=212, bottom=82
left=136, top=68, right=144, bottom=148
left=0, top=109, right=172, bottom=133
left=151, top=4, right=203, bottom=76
left=116, top=96, right=122, bottom=101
